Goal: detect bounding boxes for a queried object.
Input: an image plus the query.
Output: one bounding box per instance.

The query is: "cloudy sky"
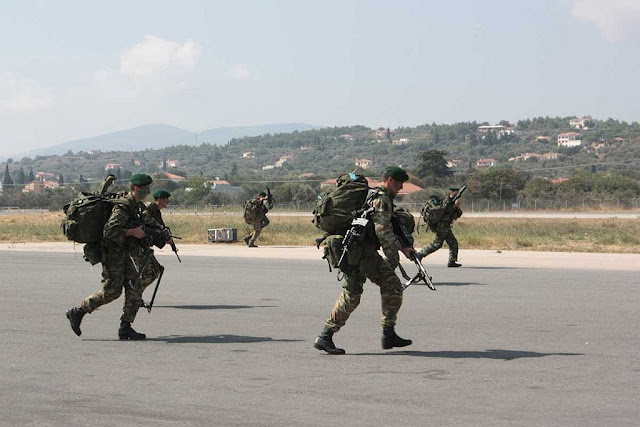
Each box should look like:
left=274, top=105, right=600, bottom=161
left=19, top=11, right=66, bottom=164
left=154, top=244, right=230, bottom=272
left=1, top=0, right=639, bottom=157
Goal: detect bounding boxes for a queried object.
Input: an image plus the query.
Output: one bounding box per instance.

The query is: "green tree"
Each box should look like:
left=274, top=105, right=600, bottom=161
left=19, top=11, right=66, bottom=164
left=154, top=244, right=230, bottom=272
left=58, top=173, right=64, bottom=184
left=15, top=167, right=26, bottom=185
left=413, top=150, right=453, bottom=185
left=3, top=164, right=13, bottom=185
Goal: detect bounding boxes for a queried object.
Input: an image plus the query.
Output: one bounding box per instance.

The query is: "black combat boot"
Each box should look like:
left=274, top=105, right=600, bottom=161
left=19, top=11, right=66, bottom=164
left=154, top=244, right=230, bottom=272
left=243, top=235, right=251, bottom=246
left=447, top=261, right=462, bottom=268
left=382, top=326, right=412, bottom=349
left=313, top=326, right=345, bottom=355
left=118, top=322, right=146, bottom=340
left=66, top=306, right=87, bottom=336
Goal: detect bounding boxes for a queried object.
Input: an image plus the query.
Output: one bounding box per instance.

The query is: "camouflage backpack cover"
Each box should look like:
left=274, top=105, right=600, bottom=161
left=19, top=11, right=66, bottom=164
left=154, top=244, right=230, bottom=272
left=312, top=173, right=370, bottom=236
left=61, top=175, right=128, bottom=264
left=420, top=196, right=445, bottom=230
left=243, top=198, right=263, bottom=224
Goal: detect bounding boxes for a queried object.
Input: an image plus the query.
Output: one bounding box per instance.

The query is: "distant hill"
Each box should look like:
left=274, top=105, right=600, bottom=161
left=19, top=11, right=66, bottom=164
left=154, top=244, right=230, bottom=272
left=198, top=123, right=317, bottom=145
left=11, top=122, right=318, bottom=159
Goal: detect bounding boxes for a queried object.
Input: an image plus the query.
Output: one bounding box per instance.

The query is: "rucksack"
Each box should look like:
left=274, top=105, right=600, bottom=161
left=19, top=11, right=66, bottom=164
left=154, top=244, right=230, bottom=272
left=312, top=173, right=371, bottom=237
left=62, top=191, right=128, bottom=244
left=243, top=199, right=263, bottom=224
left=420, top=197, right=445, bottom=228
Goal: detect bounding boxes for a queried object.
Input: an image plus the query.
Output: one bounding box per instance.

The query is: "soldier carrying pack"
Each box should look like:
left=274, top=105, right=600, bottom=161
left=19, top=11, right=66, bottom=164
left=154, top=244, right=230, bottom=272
left=61, top=174, right=127, bottom=264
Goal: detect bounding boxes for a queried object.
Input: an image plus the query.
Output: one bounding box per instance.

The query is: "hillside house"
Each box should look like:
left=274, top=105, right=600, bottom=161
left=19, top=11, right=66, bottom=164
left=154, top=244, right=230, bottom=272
left=476, top=158, right=497, bottom=168
left=355, top=158, right=374, bottom=169
left=447, top=159, right=462, bottom=168
left=22, top=179, right=59, bottom=194
left=557, top=132, right=582, bottom=147
left=298, top=173, right=315, bottom=179
left=392, top=138, right=411, bottom=146
left=242, top=151, right=255, bottom=158
left=569, top=116, right=592, bottom=129
left=262, top=164, right=277, bottom=170
left=535, top=136, right=551, bottom=143
left=339, top=134, right=354, bottom=142
left=208, top=180, right=232, bottom=191
left=164, top=172, right=186, bottom=182
left=374, top=128, right=392, bottom=140
left=35, top=171, right=55, bottom=180
left=104, top=163, right=121, bottom=171
left=478, top=125, right=515, bottom=138
left=509, top=152, right=562, bottom=162
left=157, top=159, right=180, bottom=168
left=275, top=155, right=293, bottom=167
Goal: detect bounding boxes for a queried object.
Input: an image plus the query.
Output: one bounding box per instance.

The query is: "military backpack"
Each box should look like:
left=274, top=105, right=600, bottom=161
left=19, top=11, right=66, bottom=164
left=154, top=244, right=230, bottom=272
left=243, top=199, right=263, bottom=224
left=420, top=197, right=446, bottom=229
left=312, top=173, right=371, bottom=236
left=61, top=176, right=128, bottom=264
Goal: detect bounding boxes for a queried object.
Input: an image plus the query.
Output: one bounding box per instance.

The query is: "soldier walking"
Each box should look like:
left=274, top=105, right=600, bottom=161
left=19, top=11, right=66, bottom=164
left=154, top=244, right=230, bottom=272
left=66, top=174, right=154, bottom=340
left=314, top=166, right=416, bottom=355
left=242, top=191, right=272, bottom=248
left=418, top=187, right=463, bottom=267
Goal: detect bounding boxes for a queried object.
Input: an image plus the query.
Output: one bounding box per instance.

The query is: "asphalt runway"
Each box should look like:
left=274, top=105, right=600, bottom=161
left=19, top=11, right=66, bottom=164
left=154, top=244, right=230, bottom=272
left=1, top=250, right=639, bottom=426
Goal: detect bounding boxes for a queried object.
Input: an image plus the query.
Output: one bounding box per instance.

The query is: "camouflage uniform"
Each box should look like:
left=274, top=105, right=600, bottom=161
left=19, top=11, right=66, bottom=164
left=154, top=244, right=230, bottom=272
left=324, top=185, right=404, bottom=331
left=420, top=201, right=463, bottom=264
left=80, top=193, right=148, bottom=323
left=244, top=197, right=270, bottom=246
left=118, top=201, right=166, bottom=323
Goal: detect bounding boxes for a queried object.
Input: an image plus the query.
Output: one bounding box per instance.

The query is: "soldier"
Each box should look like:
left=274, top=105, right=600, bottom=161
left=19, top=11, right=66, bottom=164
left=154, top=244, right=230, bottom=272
left=314, top=166, right=416, bottom=355
left=66, top=173, right=153, bottom=340
left=242, top=191, right=272, bottom=248
left=126, top=189, right=176, bottom=317
left=418, top=187, right=463, bottom=267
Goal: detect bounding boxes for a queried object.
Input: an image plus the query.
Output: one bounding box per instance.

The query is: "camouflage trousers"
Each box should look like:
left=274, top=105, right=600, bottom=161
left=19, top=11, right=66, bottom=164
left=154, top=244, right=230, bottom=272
left=248, top=217, right=269, bottom=245
left=325, top=252, right=404, bottom=332
left=124, top=245, right=164, bottom=323
left=421, top=222, right=458, bottom=262
left=80, top=244, right=163, bottom=324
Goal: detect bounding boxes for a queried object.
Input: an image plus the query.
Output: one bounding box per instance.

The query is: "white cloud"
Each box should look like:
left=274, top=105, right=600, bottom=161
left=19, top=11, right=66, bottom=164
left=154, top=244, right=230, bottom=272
left=120, top=35, right=200, bottom=77
left=229, top=64, right=251, bottom=80
left=571, top=0, right=640, bottom=42
left=91, top=35, right=201, bottom=100
left=0, top=72, right=53, bottom=112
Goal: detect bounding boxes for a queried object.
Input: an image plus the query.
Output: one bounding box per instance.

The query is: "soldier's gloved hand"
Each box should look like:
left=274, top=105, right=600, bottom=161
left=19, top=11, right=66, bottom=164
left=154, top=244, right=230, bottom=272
left=414, top=251, right=425, bottom=261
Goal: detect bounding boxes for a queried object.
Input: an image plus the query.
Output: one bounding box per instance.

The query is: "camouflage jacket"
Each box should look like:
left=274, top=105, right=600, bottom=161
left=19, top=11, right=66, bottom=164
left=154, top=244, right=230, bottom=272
left=369, top=186, right=403, bottom=253
left=103, top=193, right=144, bottom=249
left=142, top=202, right=166, bottom=228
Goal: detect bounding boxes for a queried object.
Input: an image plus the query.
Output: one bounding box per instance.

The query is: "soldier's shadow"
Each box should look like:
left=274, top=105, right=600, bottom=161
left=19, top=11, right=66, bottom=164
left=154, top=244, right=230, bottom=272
left=156, top=304, right=277, bottom=310
left=409, top=282, right=486, bottom=287
left=352, top=349, right=583, bottom=361
left=149, top=334, right=303, bottom=344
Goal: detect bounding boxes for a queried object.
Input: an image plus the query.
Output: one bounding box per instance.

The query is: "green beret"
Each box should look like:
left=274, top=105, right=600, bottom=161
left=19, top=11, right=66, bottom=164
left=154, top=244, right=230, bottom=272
left=258, top=191, right=267, bottom=197
left=449, top=187, right=460, bottom=191
left=130, top=173, right=153, bottom=186
left=153, top=189, right=171, bottom=199
left=385, top=165, right=409, bottom=182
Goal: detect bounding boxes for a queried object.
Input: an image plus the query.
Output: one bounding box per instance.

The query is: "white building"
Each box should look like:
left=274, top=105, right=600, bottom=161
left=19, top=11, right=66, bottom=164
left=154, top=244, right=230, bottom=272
left=569, top=116, right=592, bottom=129
left=557, top=132, right=582, bottom=147
left=355, top=158, right=374, bottom=169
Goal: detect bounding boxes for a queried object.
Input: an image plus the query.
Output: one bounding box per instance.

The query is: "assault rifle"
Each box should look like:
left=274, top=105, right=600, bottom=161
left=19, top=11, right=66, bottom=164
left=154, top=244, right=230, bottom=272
left=139, top=224, right=182, bottom=262
left=336, top=206, right=375, bottom=272
left=392, top=211, right=436, bottom=291
left=401, top=254, right=436, bottom=291
left=266, top=186, right=274, bottom=210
